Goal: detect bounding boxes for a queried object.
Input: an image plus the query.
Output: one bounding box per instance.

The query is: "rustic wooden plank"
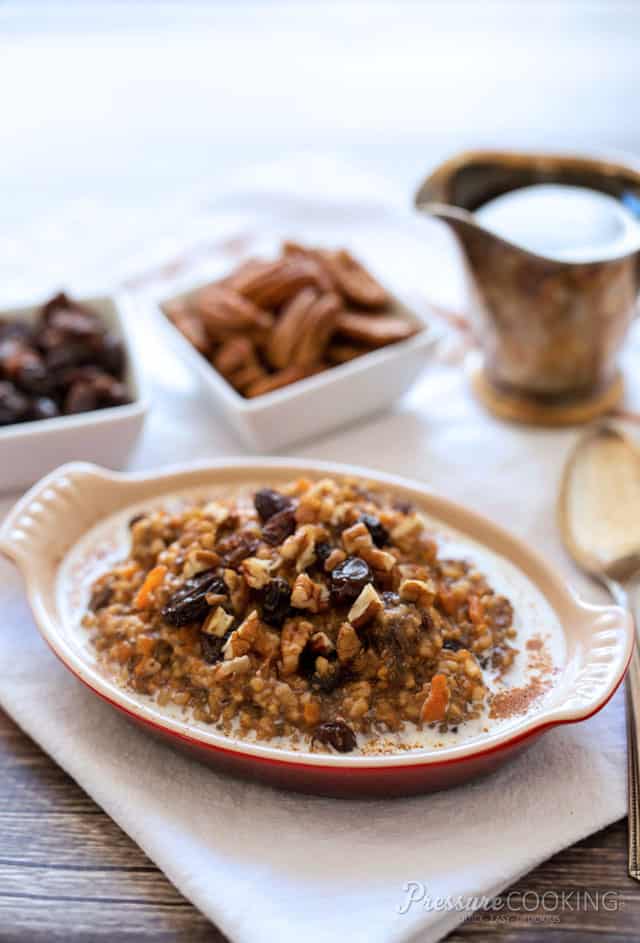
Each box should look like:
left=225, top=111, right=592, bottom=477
left=2, top=706, right=640, bottom=942
left=0, top=813, right=152, bottom=868
left=0, top=897, right=224, bottom=943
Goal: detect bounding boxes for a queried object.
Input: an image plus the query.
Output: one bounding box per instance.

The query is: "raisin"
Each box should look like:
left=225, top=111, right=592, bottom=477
left=94, top=334, right=126, bottom=377
left=312, top=720, right=357, bottom=753
left=89, top=583, right=113, bottom=612
left=262, top=507, right=296, bottom=546
left=359, top=513, right=389, bottom=547
left=200, top=632, right=227, bottom=665
left=330, top=556, right=372, bottom=606
left=442, top=638, right=464, bottom=652
left=262, top=577, right=292, bottom=628
left=254, top=488, right=294, bottom=523
left=315, top=542, right=333, bottom=567
left=162, top=570, right=227, bottom=627
left=217, top=532, right=259, bottom=568
left=0, top=381, right=30, bottom=425
left=64, top=379, right=99, bottom=414
left=29, top=396, right=59, bottom=421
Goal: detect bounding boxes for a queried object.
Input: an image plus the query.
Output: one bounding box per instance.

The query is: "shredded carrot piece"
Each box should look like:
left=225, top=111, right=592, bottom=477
left=421, top=673, right=450, bottom=723
left=134, top=565, right=167, bottom=610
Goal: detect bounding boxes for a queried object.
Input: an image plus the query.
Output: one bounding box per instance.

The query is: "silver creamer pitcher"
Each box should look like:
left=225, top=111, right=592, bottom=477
left=415, top=150, right=640, bottom=423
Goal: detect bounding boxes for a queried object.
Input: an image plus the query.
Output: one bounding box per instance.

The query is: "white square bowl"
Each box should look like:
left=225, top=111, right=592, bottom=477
left=0, top=294, right=148, bottom=493
left=150, top=286, right=441, bottom=452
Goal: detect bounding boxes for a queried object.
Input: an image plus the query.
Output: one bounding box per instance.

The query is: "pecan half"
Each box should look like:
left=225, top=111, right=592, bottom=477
left=319, top=249, right=388, bottom=309
left=229, top=257, right=331, bottom=308
left=335, top=312, right=417, bottom=347
left=192, top=285, right=274, bottom=339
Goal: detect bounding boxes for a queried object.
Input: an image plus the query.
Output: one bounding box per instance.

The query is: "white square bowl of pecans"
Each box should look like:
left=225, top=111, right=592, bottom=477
left=152, top=241, right=441, bottom=451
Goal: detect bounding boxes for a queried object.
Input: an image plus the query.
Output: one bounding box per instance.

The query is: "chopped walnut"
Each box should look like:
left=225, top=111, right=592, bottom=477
left=290, top=572, right=329, bottom=613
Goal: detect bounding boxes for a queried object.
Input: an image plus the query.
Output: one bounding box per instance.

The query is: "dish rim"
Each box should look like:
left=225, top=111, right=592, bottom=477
left=0, top=457, right=633, bottom=771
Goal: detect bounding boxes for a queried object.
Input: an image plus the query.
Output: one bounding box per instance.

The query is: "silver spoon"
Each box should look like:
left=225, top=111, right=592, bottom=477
left=558, top=423, right=640, bottom=880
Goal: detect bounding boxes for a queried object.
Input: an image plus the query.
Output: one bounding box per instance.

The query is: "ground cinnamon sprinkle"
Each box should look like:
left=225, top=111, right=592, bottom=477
left=489, top=634, right=555, bottom=720
left=488, top=676, right=550, bottom=720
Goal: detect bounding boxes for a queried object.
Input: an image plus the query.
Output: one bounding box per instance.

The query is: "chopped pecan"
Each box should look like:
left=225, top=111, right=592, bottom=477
left=280, top=524, right=320, bottom=572
left=223, top=567, right=250, bottom=614
left=241, top=556, right=272, bottom=589
left=399, top=577, right=436, bottom=608
left=280, top=618, right=313, bottom=675
left=290, top=572, right=329, bottom=613
left=223, top=609, right=261, bottom=659
left=182, top=549, right=221, bottom=580
left=202, top=606, right=234, bottom=637
left=348, top=583, right=383, bottom=629
left=390, top=512, right=425, bottom=550
left=341, top=521, right=395, bottom=572
left=336, top=622, right=362, bottom=662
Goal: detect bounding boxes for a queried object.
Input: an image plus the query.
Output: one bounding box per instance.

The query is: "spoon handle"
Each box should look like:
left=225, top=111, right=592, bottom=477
left=606, top=579, right=640, bottom=880
left=627, top=644, right=640, bottom=880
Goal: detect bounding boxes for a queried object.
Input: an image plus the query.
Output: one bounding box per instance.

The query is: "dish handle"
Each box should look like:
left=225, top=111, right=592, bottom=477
left=0, top=462, right=116, bottom=575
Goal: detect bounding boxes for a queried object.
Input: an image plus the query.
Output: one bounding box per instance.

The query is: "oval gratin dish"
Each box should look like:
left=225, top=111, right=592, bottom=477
left=0, top=459, right=633, bottom=797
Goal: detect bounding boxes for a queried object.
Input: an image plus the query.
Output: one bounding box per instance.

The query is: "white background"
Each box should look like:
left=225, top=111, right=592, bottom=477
left=2, top=0, right=640, bottom=262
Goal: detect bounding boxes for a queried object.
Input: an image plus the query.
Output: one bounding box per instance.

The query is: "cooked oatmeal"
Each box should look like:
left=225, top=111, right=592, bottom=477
left=82, top=478, right=517, bottom=752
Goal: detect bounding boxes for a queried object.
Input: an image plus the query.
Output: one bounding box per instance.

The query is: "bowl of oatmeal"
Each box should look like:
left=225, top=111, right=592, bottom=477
left=0, top=459, right=632, bottom=796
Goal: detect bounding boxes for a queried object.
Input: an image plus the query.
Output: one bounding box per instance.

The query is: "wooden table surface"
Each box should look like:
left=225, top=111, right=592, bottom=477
left=2, top=707, right=639, bottom=942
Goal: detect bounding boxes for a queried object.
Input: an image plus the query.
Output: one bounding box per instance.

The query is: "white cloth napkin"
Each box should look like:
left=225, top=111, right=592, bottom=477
left=0, top=158, right=637, bottom=943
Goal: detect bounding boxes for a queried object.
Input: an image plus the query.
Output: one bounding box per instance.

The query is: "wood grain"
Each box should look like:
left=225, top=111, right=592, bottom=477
left=1, top=707, right=638, bottom=942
